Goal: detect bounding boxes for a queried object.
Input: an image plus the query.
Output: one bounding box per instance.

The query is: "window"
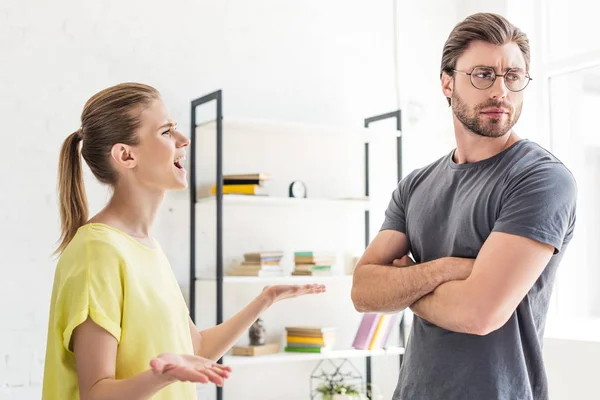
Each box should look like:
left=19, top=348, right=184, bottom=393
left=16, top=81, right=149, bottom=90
left=541, top=2, right=600, bottom=326
left=548, top=66, right=600, bottom=320
left=546, top=0, right=600, bottom=63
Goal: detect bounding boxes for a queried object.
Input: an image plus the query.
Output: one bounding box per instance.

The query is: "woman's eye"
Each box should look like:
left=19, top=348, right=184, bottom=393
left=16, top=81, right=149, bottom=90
left=162, top=130, right=171, bottom=136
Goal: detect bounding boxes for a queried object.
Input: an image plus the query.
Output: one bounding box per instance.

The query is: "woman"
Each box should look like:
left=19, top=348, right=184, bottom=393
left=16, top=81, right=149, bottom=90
left=42, top=82, right=325, bottom=399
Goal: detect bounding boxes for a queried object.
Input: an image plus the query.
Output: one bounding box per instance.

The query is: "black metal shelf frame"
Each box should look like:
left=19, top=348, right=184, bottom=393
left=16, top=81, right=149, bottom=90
left=189, top=90, right=404, bottom=400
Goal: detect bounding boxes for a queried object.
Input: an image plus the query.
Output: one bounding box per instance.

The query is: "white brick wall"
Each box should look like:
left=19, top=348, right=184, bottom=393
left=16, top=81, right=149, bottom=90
left=0, top=0, right=458, bottom=398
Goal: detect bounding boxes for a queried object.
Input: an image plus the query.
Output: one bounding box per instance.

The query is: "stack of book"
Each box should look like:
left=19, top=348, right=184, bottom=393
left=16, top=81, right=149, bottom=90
left=292, top=251, right=336, bottom=276
left=227, top=251, right=285, bottom=277
left=211, top=173, right=271, bottom=196
left=351, top=313, right=398, bottom=350
left=284, top=326, right=336, bottom=353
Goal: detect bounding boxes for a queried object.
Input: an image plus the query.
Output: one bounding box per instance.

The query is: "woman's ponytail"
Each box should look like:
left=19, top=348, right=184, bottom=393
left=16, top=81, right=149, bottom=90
left=55, top=129, right=88, bottom=255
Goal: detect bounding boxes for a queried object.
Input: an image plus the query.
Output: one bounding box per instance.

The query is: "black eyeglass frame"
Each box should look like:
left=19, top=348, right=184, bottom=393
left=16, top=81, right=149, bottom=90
left=451, top=67, right=533, bottom=92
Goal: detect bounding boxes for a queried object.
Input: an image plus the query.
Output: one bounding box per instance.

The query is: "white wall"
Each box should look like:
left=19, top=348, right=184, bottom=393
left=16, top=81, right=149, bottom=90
left=544, top=338, right=600, bottom=400
left=0, top=0, right=459, bottom=399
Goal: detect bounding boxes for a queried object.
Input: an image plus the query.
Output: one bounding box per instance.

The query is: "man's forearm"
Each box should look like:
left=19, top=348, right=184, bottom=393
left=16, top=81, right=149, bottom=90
left=197, top=292, right=273, bottom=361
left=410, top=279, right=493, bottom=335
left=410, top=280, right=474, bottom=333
left=351, top=257, right=471, bottom=313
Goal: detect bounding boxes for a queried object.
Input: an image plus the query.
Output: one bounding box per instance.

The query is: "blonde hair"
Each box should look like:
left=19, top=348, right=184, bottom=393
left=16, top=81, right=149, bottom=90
left=56, top=82, right=160, bottom=254
left=440, top=13, right=530, bottom=105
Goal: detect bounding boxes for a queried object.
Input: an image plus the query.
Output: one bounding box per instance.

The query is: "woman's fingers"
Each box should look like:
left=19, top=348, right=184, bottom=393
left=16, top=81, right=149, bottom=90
left=150, top=353, right=232, bottom=385
left=149, top=357, right=167, bottom=373
left=301, top=283, right=326, bottom=293
left=197, top=366, right=225, bottom=386
left=212, top=363, right=232, bottom=373
left=209, top=365, right=231, bottom=379
left=168, top=365, right=210, bottom=383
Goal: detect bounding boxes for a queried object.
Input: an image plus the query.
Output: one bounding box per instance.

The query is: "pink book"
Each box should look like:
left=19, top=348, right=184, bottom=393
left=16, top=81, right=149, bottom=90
left=352, top=313, right=381, bottom=350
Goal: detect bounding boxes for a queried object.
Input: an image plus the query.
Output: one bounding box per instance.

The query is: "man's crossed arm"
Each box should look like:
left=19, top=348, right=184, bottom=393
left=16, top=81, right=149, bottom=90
left=410, top=231, right=554, bottom=335
left=351, top=230, right=554, bottom=336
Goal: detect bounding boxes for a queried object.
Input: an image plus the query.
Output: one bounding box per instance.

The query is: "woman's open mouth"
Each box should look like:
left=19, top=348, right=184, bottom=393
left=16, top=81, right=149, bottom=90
left=174, top=155, right=186, bottom=170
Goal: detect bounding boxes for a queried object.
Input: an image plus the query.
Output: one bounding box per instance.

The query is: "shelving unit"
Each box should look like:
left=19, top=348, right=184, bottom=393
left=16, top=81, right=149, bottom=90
left=196, top=194, right=371, bottom=208
left=196, top=275, right=354, bottom=284
left=189, top=89, right=404, bottom=400
left=224, top=347, right=406, bottom=367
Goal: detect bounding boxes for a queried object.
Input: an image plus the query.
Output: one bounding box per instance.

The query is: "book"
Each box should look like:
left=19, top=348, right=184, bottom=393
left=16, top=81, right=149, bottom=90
left=285, top=326, right=336, bottom=337
left=284, top=346, right=324, bottom=353
left=285, top=336, right=328, bottom=345
left=368, top=314, right=392, bottom=350
left=226, top=269, right=285, bottom=277
left=381, top=313, right=399, bottom=349
left=293, top=264, right=331, bottom=272
left=244, top=252, right=284, bottom=262
left=291, top=270, right=333, bottom=276
left=352, top=313, right=381, bottom=350
left=231, top=343, right=280, bottom=356
left=238, top=263, right=282, bottom=270
left=285, top=326, right=337, bottom=351
left=224, top=173, right=271, bottom=181
left=211, top=184, right=268, bottom=195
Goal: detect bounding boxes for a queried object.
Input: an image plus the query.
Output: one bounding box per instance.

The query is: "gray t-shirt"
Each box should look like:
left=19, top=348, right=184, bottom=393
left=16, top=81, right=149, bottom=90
left=380, top=139, right=577, bottom=400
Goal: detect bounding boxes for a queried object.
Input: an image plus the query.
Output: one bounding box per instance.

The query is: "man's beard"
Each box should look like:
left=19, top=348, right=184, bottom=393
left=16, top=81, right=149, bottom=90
left=451, top=88, right=522, bottom=138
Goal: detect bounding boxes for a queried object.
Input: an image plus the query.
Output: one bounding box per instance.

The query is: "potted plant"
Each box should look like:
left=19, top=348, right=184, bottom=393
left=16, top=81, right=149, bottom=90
left=316, top=382, right=361, bottom=400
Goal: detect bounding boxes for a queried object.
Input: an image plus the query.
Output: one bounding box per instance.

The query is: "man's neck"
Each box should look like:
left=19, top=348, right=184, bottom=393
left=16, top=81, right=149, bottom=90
left=452, top=118, right=521, bottom=164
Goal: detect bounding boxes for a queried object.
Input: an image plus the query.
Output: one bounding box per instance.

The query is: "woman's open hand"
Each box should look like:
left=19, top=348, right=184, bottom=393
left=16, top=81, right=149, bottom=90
left=150, top=353, right=231, bottom=386
left=262, top=283, right=326, bottom=304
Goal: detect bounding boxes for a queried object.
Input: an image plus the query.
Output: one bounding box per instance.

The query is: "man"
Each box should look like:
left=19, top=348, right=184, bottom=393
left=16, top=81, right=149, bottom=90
left=351, top=13, right=577, bottom=400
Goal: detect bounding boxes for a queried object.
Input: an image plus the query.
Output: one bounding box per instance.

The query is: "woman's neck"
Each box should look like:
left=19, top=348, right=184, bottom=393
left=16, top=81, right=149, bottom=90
left=89, top=182, right=165, bottom=240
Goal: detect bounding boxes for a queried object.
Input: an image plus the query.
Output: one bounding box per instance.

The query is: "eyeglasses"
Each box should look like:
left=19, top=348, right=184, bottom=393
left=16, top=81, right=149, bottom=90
left=452, top=66, right=532, bottom=92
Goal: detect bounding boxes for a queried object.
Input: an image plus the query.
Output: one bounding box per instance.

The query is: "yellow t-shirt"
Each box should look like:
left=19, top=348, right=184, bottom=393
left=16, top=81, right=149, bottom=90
left=42, top=223, right=196, bottom=399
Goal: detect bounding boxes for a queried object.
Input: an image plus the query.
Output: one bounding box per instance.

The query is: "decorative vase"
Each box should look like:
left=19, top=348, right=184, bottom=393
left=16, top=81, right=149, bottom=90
left=333, top=395, right=357, bottom=400
left=248, top=318, right=266, bottom=346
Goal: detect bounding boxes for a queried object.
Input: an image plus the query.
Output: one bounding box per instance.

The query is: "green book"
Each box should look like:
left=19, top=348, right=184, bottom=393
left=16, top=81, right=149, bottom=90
left=284, top=346, right=323, bottom=353
left=294, top=252, right=314, bottom=257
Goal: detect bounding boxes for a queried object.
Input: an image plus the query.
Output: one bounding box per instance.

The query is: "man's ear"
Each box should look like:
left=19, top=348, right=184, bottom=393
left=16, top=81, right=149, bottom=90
left=441, top=71, right=454, bottom=104
left=110, top=143, right=137, bottom=170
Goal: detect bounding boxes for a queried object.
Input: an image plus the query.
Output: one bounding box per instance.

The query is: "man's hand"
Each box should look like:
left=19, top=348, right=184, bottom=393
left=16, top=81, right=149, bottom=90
left=150, top=353, right=232, bottom=386
left=446, top=257, right=475, bottom=281
left=394, top=256, right=474, bottom=280
left=392, top=255, right=415, bottom=267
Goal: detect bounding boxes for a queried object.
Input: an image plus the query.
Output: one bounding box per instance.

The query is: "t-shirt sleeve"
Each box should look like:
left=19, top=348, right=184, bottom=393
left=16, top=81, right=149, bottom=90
left=492, top=163, right=577, bottom=254
left=379, top=175, right=412, bottom=234
left=59, top=240, right=124, bottom=352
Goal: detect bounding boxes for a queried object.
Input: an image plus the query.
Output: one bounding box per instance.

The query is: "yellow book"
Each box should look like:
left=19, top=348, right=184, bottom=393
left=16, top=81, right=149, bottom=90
left=286, top=336, right=326, bottom=345
left=368, top=314, right=389, bottom=350
left=211, top=184, right=267, bottom=195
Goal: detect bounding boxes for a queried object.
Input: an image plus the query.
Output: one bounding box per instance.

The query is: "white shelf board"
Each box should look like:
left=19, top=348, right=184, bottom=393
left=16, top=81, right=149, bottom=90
left=195, top=195, right=370, bottom=209
left=223, top=346, right=405, bottom=366
left=195, top=117, right=399, bottom=140
left=196, top=275, right=353, bottom=284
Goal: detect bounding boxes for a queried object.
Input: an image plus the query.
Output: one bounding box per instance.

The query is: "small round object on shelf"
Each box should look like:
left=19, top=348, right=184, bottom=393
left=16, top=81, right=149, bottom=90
left=288, top=180, right=307, bottom=198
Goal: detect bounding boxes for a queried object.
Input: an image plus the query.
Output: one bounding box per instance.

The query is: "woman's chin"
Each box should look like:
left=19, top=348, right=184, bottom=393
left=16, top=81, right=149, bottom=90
left=172, top=179, right=188, bottom=191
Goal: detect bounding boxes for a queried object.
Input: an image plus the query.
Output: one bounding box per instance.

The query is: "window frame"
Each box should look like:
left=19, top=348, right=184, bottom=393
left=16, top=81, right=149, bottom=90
left=535, top=0, right=600, bottom=337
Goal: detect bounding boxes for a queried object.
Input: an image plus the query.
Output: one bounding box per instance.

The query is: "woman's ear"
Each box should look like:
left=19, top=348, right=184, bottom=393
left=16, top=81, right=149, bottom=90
left=110, top=143, right=137, bottom=169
